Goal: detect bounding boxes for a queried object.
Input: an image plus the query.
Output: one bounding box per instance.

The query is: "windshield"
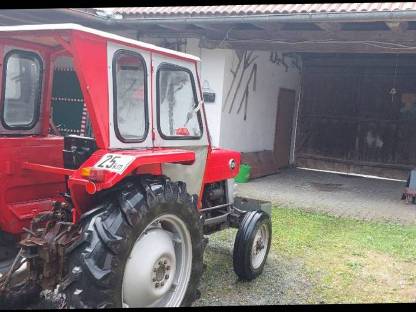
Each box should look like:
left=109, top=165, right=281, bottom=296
left=1, top=50, right=42, bottom=129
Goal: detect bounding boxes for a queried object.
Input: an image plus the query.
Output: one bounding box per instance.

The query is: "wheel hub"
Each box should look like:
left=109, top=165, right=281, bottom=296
left=122, top=214, right=192, bottom=307
left=254, top=237, right=265, bottom=254
left=250, top=223, right=270, bottom=269
left=152, top=257, right=172, bottom=288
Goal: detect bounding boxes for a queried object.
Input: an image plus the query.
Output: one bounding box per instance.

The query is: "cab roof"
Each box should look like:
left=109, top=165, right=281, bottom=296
left=0, top=23, right=200, bottom=62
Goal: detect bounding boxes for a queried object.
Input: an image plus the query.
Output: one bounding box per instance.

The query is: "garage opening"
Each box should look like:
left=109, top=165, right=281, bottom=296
left=294, top=53, right=416, bottom=180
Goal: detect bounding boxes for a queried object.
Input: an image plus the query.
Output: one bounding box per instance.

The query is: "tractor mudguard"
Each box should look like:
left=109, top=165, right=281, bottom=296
left=67, top=148, right=196, bottom=217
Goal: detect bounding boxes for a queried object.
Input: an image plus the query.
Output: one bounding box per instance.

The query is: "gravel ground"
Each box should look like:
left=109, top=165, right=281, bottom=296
left=193, top=228, right=320, bottom=306
left=10, top=229, right=317, bottom=308
left=236, top=168, right=416, bottom=225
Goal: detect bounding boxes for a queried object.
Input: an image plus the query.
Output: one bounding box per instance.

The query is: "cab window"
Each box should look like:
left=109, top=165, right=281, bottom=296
left=50, top=56, right=93, bottom=138
left=157, top=64, right=202, bottom=139
left=113, top=50, right=148, bottom=143
left=1, top=50, right=42, bottom=129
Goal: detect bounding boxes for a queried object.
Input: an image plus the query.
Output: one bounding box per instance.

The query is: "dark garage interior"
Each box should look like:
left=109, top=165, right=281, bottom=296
left=295, top=53, right=416, bottom=180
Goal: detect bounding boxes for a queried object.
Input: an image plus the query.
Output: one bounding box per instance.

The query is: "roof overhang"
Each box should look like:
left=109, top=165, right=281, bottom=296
left=2, top=8, right=416, bottom=54
left=107, top=7, right=416, bottom=54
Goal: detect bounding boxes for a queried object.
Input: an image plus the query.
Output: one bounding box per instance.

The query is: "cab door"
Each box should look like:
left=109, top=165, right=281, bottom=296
left=107, top=42, right=152, bottom=149
left=151, top=54, right=209, bottom=199
left=0, top=44, right=65, bottom=234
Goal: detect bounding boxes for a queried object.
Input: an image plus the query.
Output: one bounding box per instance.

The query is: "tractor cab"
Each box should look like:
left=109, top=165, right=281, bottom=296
left=0, top=24, right=271, bottom=309
left=0, top=24, right=218, bottom=233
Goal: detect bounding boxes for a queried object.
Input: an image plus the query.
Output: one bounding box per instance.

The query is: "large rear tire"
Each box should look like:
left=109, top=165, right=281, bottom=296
left=63, top=176, right=204, bottom=308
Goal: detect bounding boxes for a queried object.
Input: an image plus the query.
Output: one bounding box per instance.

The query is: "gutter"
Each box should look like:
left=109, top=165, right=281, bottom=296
left=58, top=8, right=416, bottom=28
left=57, top=8, right=113, bottom=25
left=111, top=10, right=416, bottom=24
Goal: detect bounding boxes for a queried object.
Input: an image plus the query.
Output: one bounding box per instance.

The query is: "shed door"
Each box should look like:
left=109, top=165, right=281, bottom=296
left=274, top=88, right=296, bottom=168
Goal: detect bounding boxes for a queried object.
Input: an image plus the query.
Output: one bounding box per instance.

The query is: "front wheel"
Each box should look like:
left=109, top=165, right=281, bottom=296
left=233, top=210, right=272, bottom=281
left=64, top=176, right=204, bottom=308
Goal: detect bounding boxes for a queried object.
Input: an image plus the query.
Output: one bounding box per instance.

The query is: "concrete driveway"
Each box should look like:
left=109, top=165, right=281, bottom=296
left=236, top=168, right=416, bottom=225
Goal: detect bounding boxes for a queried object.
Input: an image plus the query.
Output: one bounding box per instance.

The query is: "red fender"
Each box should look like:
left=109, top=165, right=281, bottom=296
left=67, top=148, right=195, bottom=218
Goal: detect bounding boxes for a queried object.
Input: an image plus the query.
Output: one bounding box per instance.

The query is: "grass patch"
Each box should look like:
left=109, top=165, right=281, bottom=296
left=271, top=205, right=416, bottom=303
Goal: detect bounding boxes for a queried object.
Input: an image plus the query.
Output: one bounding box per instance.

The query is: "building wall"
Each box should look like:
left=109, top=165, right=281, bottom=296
left=219, top=50, right=302, bottom=153
left=184, top=39, right=303, bottom=153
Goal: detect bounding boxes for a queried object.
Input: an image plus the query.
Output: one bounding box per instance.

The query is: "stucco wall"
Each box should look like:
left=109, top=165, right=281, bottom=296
left=184, top=40, right=303, bottom=152
left=219, top=50, right=302, bottom=153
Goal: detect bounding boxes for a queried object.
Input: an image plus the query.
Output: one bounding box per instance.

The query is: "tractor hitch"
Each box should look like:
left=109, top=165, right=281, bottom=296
left=0, top=201, right=82, bottom=308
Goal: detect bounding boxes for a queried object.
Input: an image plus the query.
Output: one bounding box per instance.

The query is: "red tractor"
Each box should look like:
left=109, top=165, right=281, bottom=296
left=0, top=24, right=272, bottom=308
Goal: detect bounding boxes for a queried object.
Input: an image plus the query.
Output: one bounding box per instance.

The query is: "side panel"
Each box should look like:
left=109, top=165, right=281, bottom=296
left=0, top=137, right=65, bottom=234
left=162, top=146, right=208, bottom=197
left=71, top=31, right=109, bottom=149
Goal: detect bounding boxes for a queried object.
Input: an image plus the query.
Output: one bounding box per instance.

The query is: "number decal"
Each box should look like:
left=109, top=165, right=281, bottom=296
left=94, top=154, right=135, bottom=174
left=96, top=154, right=113, bottom=168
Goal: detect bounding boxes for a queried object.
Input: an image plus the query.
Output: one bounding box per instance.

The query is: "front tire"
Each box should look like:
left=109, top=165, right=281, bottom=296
left=233, top=210, right=272, bottom=281
left=64, top=176, right=204, bottom=308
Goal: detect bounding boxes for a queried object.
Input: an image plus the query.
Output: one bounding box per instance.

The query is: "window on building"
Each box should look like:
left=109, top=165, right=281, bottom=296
left=113, top=50, right=148, bottom=142
left=2, top=50, right=42, bottom=129
left=157, top=64, right=202, bottom=139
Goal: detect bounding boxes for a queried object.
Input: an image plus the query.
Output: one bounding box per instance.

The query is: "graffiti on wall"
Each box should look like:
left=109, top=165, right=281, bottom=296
left=269, top=52, right=301, bottom=73
left=223, top=50, right=258, bottom=121
left=223, top=50, right=301, bottom=121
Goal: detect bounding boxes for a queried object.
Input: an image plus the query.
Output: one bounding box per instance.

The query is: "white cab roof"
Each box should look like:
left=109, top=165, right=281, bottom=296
left=0, top=23, right=200, bottom=62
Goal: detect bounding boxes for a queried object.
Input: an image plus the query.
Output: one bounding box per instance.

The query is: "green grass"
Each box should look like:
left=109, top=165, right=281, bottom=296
left=270, top=205, right=416, bottom=303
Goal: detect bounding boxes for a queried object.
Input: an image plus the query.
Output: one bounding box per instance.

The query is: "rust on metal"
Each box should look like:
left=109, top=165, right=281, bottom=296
left=0, top=200, right=82, bottom=303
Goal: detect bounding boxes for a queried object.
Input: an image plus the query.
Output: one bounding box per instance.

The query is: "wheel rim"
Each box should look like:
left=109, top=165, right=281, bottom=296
left=250, top=222, right=269, bottom=270
left=122, top=214, right=192, bottom=307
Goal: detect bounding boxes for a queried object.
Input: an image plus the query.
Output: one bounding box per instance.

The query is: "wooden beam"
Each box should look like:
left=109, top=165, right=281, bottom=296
left=203, top=29, right=416, bottom=45
left=201, top=38, right=416, bottom=54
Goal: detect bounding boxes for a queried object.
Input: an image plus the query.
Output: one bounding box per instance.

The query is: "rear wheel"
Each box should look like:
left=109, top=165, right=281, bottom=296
left=63, top=176, right=204, bottom=308
left=233, top=210, right=272, bottom=281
